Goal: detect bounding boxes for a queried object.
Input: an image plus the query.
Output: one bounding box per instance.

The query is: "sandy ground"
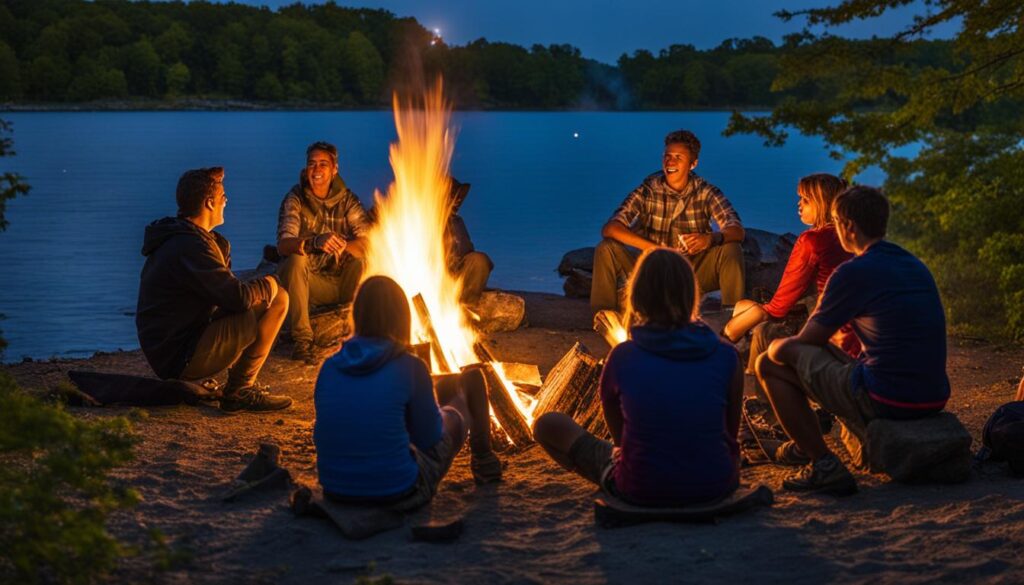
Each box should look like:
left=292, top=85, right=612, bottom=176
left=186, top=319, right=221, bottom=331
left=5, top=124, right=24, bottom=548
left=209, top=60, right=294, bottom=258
left=7, top=291, right=1024, bottom=584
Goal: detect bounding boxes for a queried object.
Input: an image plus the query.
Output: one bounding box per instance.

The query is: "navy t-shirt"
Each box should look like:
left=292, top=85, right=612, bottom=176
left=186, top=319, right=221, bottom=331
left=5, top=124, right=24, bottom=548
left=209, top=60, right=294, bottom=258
left=810, top=240, right=950, bottom=414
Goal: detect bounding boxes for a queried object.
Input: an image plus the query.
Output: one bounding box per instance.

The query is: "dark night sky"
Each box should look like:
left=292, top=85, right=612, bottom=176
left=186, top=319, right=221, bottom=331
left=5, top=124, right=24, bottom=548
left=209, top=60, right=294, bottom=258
left=234, top=1, right=958, bottom=64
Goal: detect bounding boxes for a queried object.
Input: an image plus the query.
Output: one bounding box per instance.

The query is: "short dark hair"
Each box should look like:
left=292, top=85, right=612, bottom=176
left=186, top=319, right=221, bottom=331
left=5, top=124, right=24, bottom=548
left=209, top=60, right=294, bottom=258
left=351, top=275, right=411, bottom=346
left=625, top=247, right=697, bottom=329
left=833, top=185, right=889, bottom=239
left=306, top=141, right=338, bottom=165
left=664, top=130, right=701, bottom=159
left=176, top=167, right=224, bottom=218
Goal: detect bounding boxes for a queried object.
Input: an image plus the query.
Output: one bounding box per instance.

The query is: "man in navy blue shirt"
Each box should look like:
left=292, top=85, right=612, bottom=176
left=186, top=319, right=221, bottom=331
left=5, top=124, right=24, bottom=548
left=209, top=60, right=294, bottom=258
left=755, top=186, right=950, bottom=496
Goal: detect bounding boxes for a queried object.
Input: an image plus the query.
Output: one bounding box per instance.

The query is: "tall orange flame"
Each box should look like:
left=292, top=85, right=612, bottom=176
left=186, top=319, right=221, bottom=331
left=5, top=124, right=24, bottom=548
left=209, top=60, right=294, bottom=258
left=362, top=79, right=535, bottom=429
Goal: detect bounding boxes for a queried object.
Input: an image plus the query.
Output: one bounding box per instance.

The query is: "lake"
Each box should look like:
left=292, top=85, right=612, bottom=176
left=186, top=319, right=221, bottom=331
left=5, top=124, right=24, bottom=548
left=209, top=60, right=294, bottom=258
left=0, top=111, right=882, bottom=361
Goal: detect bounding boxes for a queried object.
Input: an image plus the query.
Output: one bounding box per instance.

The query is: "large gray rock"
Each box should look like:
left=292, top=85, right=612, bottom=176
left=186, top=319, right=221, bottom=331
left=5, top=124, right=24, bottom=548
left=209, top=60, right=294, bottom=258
left=563, top=268, right=593, bottom=299
left=842, top=412, right=973, bottom=484
left=557, top=247, right=596, bottom=276
left=471, top=291, right=527, bottom=333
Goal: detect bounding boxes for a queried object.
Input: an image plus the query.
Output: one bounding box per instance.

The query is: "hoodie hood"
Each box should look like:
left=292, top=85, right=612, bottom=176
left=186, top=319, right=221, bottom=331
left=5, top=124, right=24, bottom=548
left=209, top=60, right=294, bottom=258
left=141, top=216, right=229, bottom=261
left=297, top=169, right=350, bottom=209
left=328, top=335, right=409, bottom=376
left=630, top=321, right=721, bottom=361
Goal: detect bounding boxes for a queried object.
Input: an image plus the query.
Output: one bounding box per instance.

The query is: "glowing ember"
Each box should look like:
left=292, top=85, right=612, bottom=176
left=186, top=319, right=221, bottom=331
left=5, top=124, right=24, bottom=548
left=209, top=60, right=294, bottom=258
left=362, top=79, right=536, bottom=433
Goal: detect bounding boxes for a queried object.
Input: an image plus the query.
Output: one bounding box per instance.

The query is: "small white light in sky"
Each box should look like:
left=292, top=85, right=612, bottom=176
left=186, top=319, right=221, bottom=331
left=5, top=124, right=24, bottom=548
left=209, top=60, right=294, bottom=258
left=573, top=132, right=579, bottom=139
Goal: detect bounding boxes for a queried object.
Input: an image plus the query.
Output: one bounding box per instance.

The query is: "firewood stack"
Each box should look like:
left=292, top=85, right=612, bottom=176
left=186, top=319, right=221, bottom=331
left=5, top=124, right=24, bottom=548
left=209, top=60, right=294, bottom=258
left=532, top=342, right=609, bottom=440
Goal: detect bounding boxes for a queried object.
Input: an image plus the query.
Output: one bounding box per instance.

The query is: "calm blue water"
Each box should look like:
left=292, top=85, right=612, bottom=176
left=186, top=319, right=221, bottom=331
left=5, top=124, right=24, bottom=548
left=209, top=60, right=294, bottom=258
left=0, top=111, right=882, bottom=361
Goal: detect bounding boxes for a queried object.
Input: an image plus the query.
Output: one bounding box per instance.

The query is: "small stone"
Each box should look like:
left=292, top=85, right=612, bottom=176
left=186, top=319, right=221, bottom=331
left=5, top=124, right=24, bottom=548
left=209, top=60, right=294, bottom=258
left=862, top=412, right=973, bottom=483
left=471, top=291, right=526, bottom=333
left=275, top=419, right=285, bottom=425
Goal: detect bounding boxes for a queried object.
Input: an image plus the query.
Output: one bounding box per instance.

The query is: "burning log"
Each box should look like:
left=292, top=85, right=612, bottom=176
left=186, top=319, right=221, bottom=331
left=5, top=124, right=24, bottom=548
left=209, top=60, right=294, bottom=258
left=472, top=343, right=535, bottom=449
left=532, top=342, right=609, bottom=440
left=411, top=293, right=452, bottom=373
left=593, top=310, right=627, bottom=347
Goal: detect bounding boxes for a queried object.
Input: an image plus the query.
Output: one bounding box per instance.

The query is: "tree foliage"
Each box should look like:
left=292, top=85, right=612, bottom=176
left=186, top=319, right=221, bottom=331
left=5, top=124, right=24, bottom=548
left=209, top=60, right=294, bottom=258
left=0, top=373, right=139, bottom=584
left=727, top=0, right=1024, bottom=340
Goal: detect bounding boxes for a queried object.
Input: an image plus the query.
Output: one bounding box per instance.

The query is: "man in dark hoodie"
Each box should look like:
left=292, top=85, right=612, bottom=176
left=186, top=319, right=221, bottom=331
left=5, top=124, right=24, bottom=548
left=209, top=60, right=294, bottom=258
left=277, top=141, right=370, bottom=365
left=137, top=167, right=293, bottom=412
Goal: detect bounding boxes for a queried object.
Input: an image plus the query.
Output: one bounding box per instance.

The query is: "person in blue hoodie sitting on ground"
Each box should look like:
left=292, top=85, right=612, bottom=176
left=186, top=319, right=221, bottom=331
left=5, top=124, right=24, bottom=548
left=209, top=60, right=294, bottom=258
left=313, top=275, right=502, bottom=510
left=533, top=248, right=743, bottom=507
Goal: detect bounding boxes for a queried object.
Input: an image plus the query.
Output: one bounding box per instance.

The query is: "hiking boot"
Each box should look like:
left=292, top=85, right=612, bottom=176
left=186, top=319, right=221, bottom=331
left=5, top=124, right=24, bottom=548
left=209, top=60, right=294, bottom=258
left=470, top=451, right=503, bottom=484
left=220, top=384, right=293, bottom=413
left=774, top=440, right=812, bottom=466
left=290, top=341, right=318, bottom=366
left=782, top=454, right=858, bottom=496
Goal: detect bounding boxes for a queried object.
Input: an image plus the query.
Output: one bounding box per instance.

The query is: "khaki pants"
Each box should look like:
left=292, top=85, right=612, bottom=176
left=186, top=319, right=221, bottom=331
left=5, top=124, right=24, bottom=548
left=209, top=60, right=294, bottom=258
left=180, top=306, right=264, bottom=389
left=589, top=238, right=746, bottom=312
left=278, top=253, right=364, bottom=344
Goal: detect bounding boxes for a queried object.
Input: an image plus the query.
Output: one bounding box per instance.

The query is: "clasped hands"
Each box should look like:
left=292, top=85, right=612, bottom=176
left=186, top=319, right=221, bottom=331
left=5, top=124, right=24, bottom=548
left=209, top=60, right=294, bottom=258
left=312, top=232, right=348, bottom=256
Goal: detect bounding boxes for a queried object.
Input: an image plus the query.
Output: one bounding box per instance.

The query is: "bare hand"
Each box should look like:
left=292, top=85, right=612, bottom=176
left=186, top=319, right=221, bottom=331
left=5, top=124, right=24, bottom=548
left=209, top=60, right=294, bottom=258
left=681, top=233, right=712, bottom=254
left=314, top=233, right=348, bottom=255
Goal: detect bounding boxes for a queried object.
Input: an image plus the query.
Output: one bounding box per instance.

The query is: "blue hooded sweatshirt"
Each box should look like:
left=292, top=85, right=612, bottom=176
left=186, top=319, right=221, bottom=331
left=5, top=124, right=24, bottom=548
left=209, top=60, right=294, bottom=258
left=313, top=336, right=442, bottom=498
left=601, top=322, right=739, bottom=506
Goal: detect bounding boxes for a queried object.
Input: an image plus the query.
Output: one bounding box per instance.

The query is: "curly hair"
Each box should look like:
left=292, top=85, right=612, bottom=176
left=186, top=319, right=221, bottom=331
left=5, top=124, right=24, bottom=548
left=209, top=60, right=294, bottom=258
left=664, top=130, right=701, bottom=159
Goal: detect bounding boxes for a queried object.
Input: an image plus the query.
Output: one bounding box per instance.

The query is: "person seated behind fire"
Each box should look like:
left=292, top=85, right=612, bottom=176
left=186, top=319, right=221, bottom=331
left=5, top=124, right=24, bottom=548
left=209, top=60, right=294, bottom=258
left=312, top=276, right=502, bottom=510
left=276, top=141, right=371, bottom=366
left=446, top=178, right=493, bottom=304
left=723, top=173, right=861, bottom=374
left=533, top=248, right=744, bottom=507
left=136, top=167, right=293, bottom=412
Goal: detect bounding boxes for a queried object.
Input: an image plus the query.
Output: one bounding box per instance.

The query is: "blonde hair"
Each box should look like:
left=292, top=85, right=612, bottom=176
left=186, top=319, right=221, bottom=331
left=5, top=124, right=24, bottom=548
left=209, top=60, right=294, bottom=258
left=798, top=173, right=848, bottom=228
left=625, top=248, right=698, bottom=330
left=351, top=276, right=411, bottom=346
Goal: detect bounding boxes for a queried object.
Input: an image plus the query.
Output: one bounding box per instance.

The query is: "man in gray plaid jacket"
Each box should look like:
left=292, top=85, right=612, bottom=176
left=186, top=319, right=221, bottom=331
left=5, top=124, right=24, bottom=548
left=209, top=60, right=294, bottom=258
left=276, top=141, right=370, bottom=364
left=591, top=129, right=746, bottom=313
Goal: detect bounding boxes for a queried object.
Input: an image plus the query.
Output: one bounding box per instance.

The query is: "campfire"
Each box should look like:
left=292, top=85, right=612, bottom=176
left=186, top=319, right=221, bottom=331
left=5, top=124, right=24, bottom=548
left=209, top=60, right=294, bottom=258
left=361, top=79, right=627, bottom=448
left=361, top=80, right=536, bottom=447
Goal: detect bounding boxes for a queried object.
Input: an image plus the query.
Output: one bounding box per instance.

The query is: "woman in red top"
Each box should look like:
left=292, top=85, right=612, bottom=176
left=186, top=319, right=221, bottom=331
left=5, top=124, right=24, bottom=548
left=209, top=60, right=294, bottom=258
left=724, top=174, right=860, bottom=368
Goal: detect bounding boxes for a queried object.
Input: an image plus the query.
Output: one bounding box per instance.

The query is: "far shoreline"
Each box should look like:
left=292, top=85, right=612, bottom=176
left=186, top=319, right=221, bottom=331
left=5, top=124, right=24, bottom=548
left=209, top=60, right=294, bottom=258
left=0, top=99, right=773, bottom=114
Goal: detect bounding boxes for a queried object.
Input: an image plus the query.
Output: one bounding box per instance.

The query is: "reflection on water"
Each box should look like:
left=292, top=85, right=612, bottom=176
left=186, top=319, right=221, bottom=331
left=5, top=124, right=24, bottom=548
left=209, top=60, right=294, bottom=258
left=0, top=111, right=880, bottom=361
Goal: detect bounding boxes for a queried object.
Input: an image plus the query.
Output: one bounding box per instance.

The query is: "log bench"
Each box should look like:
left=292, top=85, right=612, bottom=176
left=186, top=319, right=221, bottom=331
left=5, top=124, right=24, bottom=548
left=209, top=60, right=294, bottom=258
left=841, top=411, right=972, bottom=484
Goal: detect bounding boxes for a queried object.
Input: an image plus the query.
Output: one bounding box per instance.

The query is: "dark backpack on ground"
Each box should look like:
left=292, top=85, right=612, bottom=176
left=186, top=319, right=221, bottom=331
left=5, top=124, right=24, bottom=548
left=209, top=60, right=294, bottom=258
left=981, top=401, right=1024, bottom=476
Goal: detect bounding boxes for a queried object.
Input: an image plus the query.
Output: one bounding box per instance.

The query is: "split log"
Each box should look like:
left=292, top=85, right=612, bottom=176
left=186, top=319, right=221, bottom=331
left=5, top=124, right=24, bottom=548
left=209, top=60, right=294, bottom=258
left=473, top=343, right=535, bottom=449
left=532, top=342, right=609, bottom=439
left=411, top=293, right=452, bottom=373
left=593, top=310, right=627, bottom=347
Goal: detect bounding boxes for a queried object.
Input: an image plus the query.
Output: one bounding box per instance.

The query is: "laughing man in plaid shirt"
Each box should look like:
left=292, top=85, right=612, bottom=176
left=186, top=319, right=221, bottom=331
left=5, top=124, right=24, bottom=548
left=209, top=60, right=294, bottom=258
left=591, top=130, right=746, bottom=313
left=276, top=141, right=370, bottom=364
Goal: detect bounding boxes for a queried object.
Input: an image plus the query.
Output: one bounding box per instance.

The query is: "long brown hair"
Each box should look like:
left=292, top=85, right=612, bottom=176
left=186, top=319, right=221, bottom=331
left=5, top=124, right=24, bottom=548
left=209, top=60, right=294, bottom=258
left=625, top=248, right=698, bottom=330
left=798, top=173, right=848, bottom=228
left=351, top=275, right=411, bottom=346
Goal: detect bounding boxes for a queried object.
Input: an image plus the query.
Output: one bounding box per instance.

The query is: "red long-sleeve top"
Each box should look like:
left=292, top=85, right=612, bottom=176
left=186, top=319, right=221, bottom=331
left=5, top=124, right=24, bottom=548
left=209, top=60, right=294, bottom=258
left=762, top=225, right=861, bottom=358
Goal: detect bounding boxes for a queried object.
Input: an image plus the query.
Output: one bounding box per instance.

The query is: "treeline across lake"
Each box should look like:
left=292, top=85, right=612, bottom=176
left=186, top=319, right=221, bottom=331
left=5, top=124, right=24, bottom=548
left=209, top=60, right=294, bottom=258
left=0, top=0, right=956, bottom=109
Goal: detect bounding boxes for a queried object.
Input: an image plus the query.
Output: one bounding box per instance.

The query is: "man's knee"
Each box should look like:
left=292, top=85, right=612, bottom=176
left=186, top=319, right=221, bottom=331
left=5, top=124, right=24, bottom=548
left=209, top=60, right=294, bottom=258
left=462, top=251, right=493, bottom=273
left=531, top=411, right=563, bottom=443
left=270, top=286, right=289, bottom=312
left=721, top=241, right=743, bottom=261
left=277, top=254, right=308, bottom=286
left=595, top=238, right=622, bottom=261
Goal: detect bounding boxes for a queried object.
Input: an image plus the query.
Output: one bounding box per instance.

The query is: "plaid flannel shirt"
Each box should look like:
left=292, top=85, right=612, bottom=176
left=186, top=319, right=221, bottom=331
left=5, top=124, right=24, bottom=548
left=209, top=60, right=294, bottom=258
left=610, top=171, right=742, bottom=248
left=277, top=174, right=369, bottom=274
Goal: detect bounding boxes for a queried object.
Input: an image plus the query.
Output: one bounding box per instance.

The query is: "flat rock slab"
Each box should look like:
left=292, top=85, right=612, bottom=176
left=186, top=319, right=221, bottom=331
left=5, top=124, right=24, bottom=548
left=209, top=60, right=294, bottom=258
left=856, top=412, right=973, bottom=483
left=594, top=484, right=774, bottom=528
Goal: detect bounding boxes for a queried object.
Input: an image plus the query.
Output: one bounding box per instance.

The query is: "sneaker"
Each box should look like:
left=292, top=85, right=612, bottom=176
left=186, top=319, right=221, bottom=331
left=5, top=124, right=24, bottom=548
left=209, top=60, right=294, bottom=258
left=470, top=451, right=503, bottom=484
left=774, top=440, right=812, bottom=466
left=782, top=454, right=858, bottom=496
left=290, top=341, right=318, bottom=366
left=220, top=384, right=293, bottom=413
